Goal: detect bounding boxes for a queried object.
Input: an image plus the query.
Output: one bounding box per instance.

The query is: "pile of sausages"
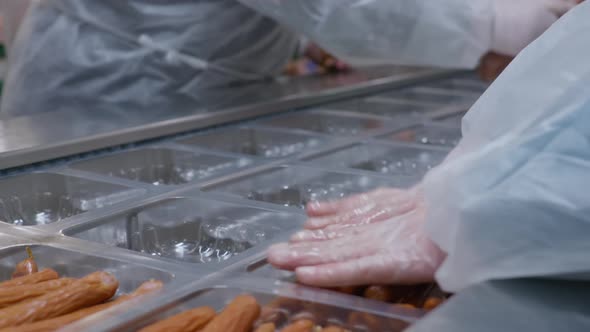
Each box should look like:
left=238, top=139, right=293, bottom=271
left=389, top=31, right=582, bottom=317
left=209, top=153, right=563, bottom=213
left=0, top=248, right=162, bottom=332
left=330, top=284, right=446, bottom=311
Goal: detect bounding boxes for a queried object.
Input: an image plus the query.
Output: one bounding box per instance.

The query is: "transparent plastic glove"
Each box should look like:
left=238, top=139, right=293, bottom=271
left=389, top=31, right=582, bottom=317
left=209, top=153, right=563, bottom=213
left=492, top=0, right=577, bottom=56
left=304, top=186, right=422, bottom=230
left=268, top=209, right=445, bottom=287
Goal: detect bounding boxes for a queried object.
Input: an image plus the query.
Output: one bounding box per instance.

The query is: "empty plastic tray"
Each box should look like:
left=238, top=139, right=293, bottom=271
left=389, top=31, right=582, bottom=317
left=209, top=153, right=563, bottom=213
left=203, top=166, right=415, bottom=209
left=0, top=173, right=142, bottom=226
left=176, top=127, right=330, bottom=159
left=64, top=197, right=304, bottom=264
left=69, top=147, right=251, bottom=186
left=305, top=142, right=449, bottom=177
left=380, top=124, right=462, bottom=148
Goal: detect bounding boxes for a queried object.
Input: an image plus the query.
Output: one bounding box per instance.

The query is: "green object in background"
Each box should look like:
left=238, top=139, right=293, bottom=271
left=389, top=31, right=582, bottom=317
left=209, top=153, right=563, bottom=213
left=0, top=44, right=5, bottom=58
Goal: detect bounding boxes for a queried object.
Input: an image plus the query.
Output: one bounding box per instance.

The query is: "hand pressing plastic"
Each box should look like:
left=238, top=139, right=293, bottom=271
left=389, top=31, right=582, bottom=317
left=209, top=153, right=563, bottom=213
left=304, top=186, right=422, bottom=230
left=268, top=209, right=445, bottom=287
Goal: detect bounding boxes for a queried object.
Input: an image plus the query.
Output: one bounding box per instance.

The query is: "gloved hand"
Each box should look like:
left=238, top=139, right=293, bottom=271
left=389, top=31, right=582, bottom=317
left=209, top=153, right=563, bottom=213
left=268, top=208, right=445, bottom=287
left=492, top=0, right=577, bottom=56
left=304, top=186, right=422, bottom=230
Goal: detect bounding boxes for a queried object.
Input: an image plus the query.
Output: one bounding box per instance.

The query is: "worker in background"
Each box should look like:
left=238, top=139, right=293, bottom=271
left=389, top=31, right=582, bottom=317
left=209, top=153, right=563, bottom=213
left=268, top=2, right=590, bottom=331
left=0, top=0, right=575, bottom=116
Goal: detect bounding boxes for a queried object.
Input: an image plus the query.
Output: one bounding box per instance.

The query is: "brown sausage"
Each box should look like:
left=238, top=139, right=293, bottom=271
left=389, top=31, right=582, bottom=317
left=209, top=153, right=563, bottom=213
left=363, top=286, right=396, bottom=303
left=11, top=247, right=38, bottom=279
left=200, top=295, right=261, bottom=332
left=0, top=280, right=163, bottom=332
left=280, top=319, right=315, bottom=332
left=423, top=297, right=443, bottom=311
left=0, top=271, right=118, bottom=328
left=0, top=278, right=75, bottom=309
left=254, top=322, right=276, bottom=332
left=0, top=269, right=58, bottom=289
left=138, top=306, right=216, bottom=332
left=322, top=327, right=346, bottom=332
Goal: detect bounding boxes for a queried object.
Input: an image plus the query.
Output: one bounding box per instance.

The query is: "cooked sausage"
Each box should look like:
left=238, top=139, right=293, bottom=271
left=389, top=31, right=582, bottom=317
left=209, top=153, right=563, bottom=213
left=0, top=278, right=74, bottom=309
left=11, top=247, right=38, bottom=279
left=423, top=297, right=443, bottom=311
left=280, top=319, right=315, bottom=332
left=0, top=269, right=58, bottom=289
left=363, top=286, right=396, bottom=303
left=0, top=271, right=118, bottom=328
left=200, top=295, right=261, bottom=332
left=0, top=280, right=163, bottom=332
left=138, top=306, right=216, bottom=332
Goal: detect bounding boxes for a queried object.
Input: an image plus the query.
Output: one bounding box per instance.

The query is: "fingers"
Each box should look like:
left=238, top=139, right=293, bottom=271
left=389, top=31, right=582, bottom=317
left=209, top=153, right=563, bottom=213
left=267, top=238, right=374, bottom=271
left=306, top=188, right=402, bottom=217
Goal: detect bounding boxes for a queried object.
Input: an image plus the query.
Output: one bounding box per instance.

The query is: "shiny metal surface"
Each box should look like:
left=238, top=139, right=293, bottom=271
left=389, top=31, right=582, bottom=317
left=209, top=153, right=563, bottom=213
left=0, top=66, right=457, bottom=171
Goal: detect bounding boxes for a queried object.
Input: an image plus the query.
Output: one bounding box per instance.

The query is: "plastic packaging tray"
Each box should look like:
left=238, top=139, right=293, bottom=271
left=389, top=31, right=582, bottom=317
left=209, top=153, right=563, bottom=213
left=67, top=277, right=420, bottom=332
left=376, top=86, right=479, bottom=106
left=0, top=172, right=143, bottom=226
left=68, top=146, right=252, bottom=186
left=256, top=110, right=399, bottom=136
left=303, top=142, right=449, bottom=177
left=379, top=124, right=462, bottom=148
left=63, top=196, right=305, bottom=266
left=0, top=242, right=175, bottom=294
left=202, top=165, right=416, bottom=210
left=175, top=126, right=333, bottom=159
left=322, top=98, right=439, bottom=117
left=421, top=77, right=490, bottom=94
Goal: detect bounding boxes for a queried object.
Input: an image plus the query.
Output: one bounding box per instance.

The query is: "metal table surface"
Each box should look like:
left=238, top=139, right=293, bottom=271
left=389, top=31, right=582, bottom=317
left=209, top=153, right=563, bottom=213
left=0, top=65, right=457, bottom=171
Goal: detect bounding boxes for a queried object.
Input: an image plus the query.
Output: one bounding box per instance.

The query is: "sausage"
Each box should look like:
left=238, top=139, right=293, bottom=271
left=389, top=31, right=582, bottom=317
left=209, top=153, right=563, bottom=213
left=0, top=269, right=58, bottom=289
left=138, top=306, right=216, bottom=332
left=280, top=319, right=315, bottom=332
left=200, top=295, right=261, bottom=332
left=0, top=278, right=75, bottom=309
left=254, top=322, right=276, bottom=332
left=0, top=280, right=163, bottom=332
left=0, top=271, right=118, bottom=328
left=363, top=286, right=396, bottom=303
left=321, top=327, right=346, bottom=332
left=423, top=297, right=443, bottom=311
left=11, top=247, right=38, bottom=278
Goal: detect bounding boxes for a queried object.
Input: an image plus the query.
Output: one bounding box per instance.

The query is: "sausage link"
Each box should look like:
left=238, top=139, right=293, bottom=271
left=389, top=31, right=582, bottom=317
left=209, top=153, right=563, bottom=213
left=0, top=271, right=118, bottom=328
left=138, top=306, right=216, bottom=332
left=0, top=280, right=163, bottom=332
left=363, top=286, right=396, bottom=303
left=0, top=278, right=74, bottom=309
left=200, top=295, right=261, bottom=332
left=0, top=269, right=58, bottom=289
left=321, top=326, right=347, bottom=332
left=11, top=247, right=38, bottom=278
left=280, top=319, right=315, bottom=332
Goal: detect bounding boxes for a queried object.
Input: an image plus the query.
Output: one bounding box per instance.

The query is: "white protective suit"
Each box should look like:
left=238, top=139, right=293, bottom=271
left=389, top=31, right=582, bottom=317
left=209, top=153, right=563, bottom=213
left=412, top=2, right=590, bottom=330
left=1, top=0, right=571, bottom=116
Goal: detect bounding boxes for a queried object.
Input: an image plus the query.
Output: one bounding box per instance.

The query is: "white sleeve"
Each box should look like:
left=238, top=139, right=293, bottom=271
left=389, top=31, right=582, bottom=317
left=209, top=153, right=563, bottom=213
left=423, top=3, right=590, bottom=292
left=237, top=0, right=494, bottom=69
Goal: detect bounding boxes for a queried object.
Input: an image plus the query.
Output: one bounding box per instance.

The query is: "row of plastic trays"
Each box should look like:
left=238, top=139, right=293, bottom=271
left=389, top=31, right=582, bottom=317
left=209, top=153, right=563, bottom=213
left=0, top=74, right=486, bottom=331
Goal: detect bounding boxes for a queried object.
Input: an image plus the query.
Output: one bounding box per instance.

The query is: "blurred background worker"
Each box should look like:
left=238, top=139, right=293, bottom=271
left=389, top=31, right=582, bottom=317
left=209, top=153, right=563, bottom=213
left=0, top=0, right=575, bottom=116
left=268, top=2, right=590, bottom=331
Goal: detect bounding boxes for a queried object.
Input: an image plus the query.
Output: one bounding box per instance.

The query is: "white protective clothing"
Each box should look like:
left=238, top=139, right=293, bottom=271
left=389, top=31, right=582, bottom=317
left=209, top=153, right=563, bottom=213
left=424, top=0, right=590, bottom=292
left=2, top=0, right=574, bottom=116
left=268, top=0, right=590, bottom=313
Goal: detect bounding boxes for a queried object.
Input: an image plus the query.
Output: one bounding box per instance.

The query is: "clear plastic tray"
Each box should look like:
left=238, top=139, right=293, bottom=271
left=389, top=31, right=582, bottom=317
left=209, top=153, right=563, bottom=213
left=0, top=244, right=174, bottom=294
left=202, top=165, right=415, bottom=209
left=423, top=77, right=489, bottom=94
left=304, top=142, right=449, bottom=177
left=63, top=197, right=304, bottom=265
left=434, top=112, right=466, bottom=127
left=324, top=98, right=440, bottom=117
left=377, top=87, right=478, bottom=106
left=76, top=278, right=418, bottom=332
left=175, top=126, right=332, bottom=159
left=0, top=172, right=143, bottom=226
left=379, top=124, right=462, bottom=148
left=69, top=147, right=252, bottom=186
left=256, top=110, right=394, bottom=136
